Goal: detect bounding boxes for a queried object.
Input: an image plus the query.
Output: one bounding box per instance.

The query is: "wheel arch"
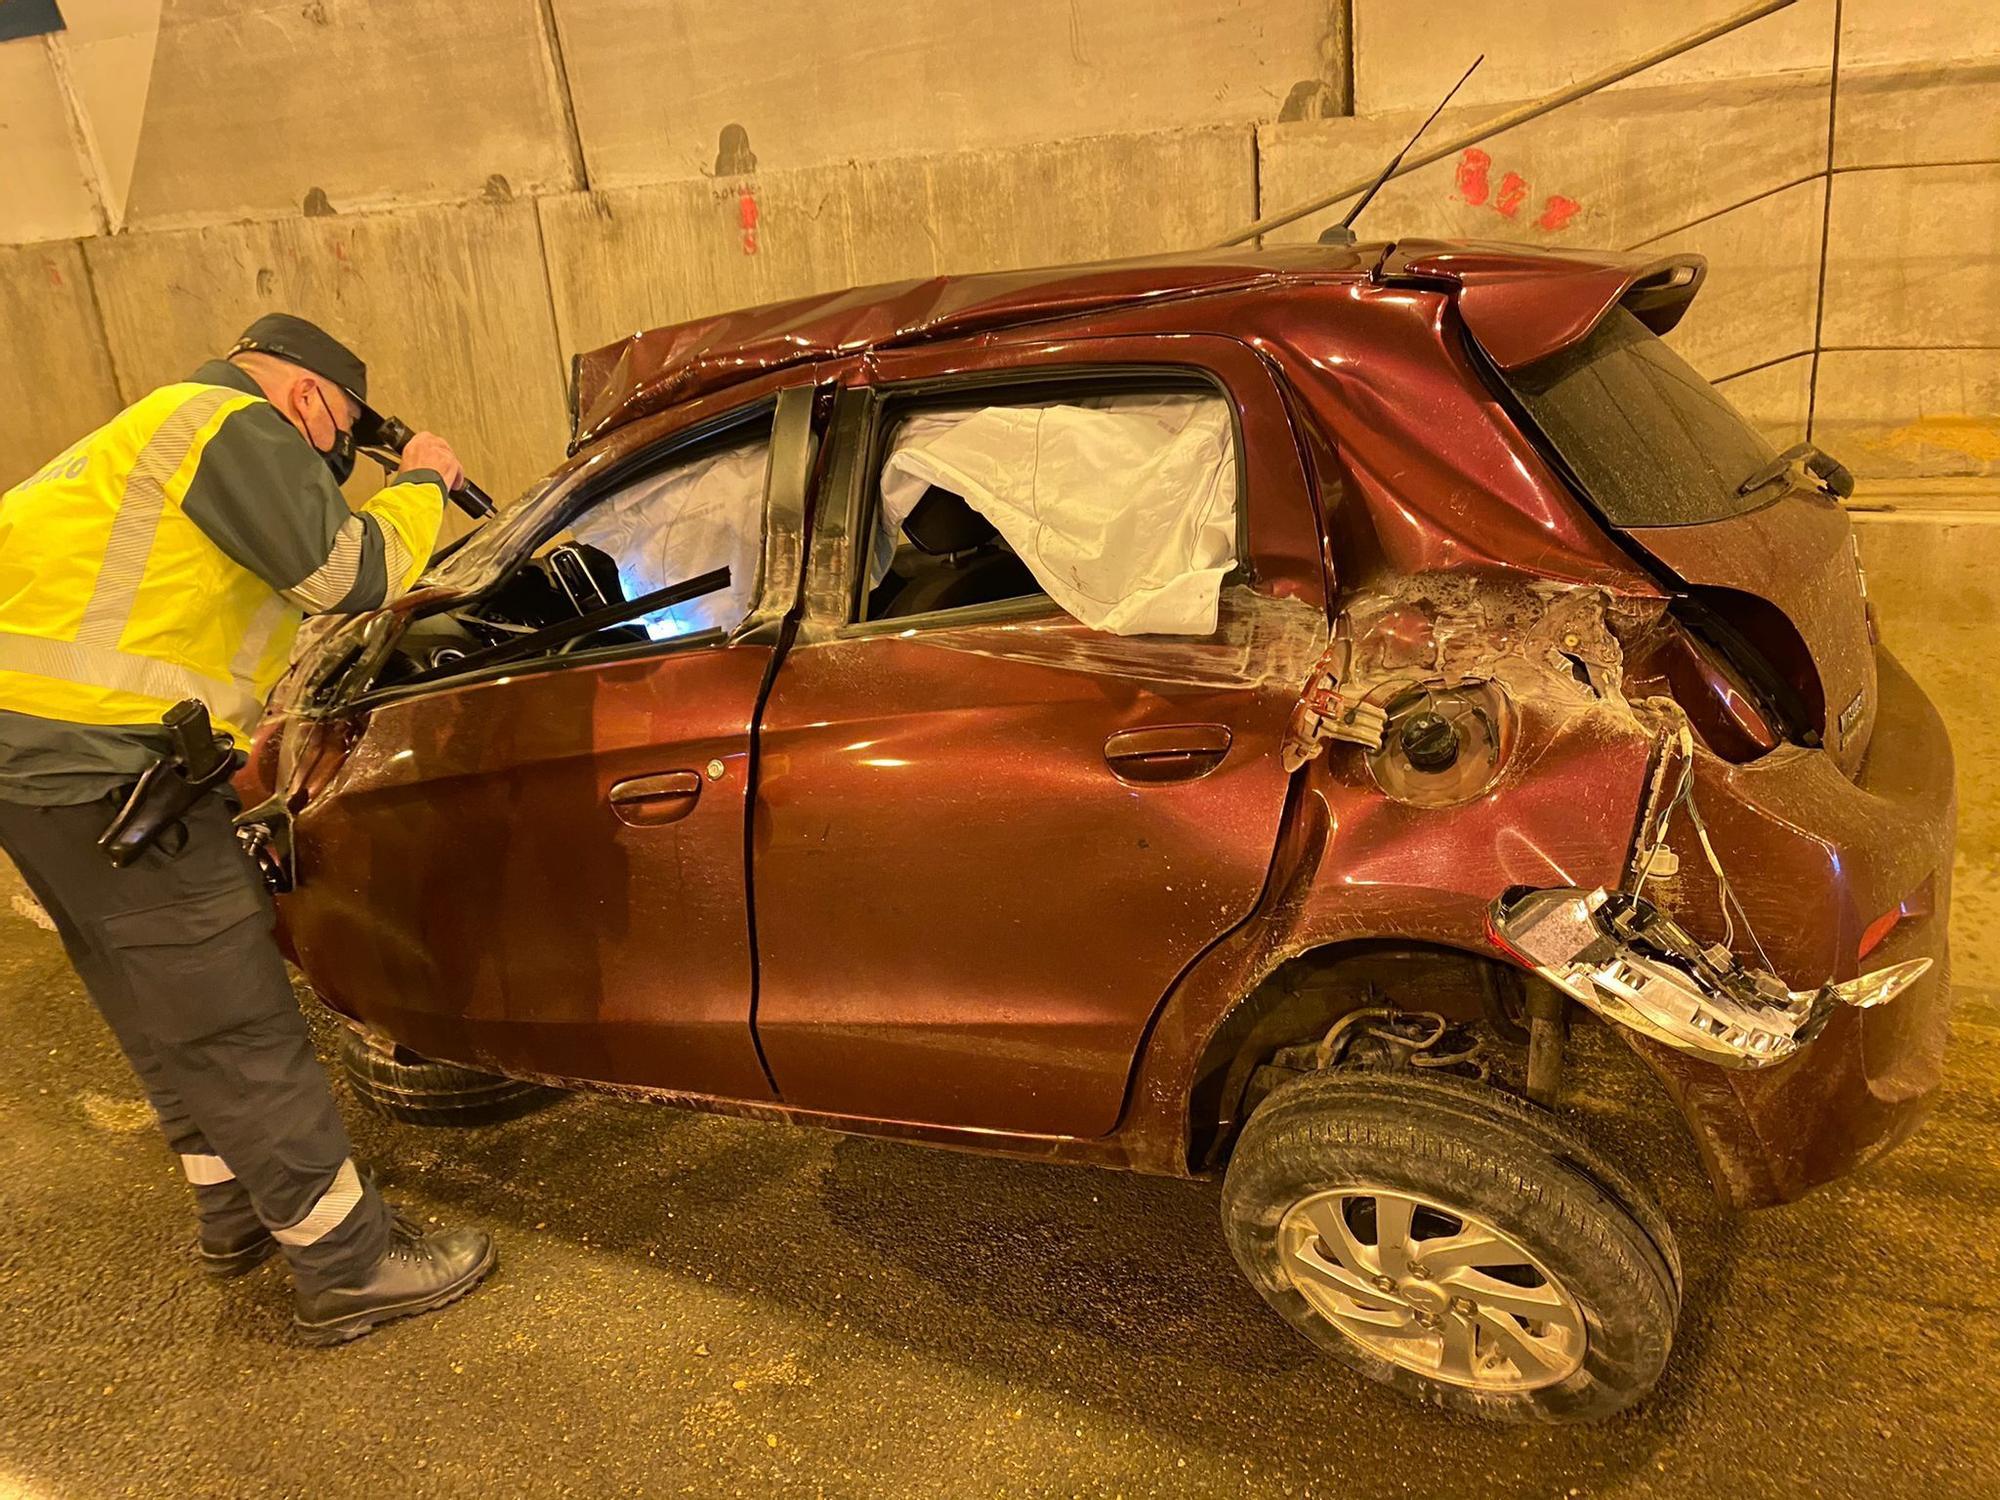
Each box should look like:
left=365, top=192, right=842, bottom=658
left=1183, top=936, right=1512, bottom=1173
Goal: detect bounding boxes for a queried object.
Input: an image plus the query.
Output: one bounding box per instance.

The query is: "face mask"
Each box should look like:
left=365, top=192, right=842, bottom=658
left=310, top=386, right=356, bottom=485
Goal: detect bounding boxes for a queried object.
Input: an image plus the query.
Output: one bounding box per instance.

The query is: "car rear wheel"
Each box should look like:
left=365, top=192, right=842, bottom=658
left=1221, top=1069, right=1679, bottom=1422
left=337, top=1029, right=564, bottom=1127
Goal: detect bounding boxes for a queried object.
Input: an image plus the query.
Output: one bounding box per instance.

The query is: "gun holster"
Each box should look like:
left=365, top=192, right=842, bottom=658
left=97, top=699, right=237, bottom=868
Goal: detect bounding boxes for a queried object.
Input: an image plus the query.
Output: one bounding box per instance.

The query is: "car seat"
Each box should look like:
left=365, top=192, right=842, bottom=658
left=880, top=486, right=1040, bottom=618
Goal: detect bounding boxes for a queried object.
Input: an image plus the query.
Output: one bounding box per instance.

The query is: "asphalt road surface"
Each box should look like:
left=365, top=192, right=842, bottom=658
left=2, top=859, right=1996, bottom=1500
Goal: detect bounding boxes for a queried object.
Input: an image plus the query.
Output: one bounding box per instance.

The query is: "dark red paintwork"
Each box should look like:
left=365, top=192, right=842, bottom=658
left=1378, top=239, right=1703, bottom=369
left=244, top=240, right=1955, bottom=1210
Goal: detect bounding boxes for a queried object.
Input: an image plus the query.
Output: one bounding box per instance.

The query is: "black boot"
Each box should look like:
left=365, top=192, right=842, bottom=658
left=196, top=1222, right=277, bottom=1279
left=293, top=1217, right=497, bottom=1346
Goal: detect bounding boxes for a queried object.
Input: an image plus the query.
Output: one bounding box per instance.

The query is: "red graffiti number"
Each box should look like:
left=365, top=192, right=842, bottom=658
left=1455, top=148, right=1492, bottom=207
left=1455, top=148, right=1582, bottom=234
left=1537, top=195, right=1581, bottom=232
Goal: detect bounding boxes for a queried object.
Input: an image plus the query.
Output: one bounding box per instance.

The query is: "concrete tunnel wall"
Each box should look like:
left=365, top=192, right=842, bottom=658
left=0, top=1, right=1993, bottom=890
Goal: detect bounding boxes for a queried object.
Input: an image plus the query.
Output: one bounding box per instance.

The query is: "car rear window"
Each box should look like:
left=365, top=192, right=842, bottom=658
left=1503, top=308, right=1779, bottom=528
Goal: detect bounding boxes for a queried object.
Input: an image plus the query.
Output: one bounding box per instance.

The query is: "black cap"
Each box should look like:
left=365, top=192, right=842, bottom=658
left=229, top=313, right=368, bottom=404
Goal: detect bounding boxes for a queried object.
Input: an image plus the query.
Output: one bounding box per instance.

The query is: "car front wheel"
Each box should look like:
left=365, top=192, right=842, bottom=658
left=1221, top=1069, right=1679, bottom=1422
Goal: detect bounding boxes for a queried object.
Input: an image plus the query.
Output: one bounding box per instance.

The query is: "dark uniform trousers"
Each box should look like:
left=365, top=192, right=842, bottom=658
left=0, top=788, right=392, bottom=1291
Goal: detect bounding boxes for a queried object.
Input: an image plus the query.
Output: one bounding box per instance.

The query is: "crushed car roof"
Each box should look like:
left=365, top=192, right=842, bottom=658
left=569, top=239, right=1705, bottom=446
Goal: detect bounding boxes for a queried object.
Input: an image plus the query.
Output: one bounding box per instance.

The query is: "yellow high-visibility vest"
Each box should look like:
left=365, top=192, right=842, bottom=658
left=0, top=381, right=437, bottom=747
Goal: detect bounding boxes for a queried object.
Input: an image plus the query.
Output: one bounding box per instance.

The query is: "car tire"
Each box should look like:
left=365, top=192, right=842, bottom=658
left=1221, top=1068, right=1680, bottom=1423
left=337, top=1029, right=564, bottom=1127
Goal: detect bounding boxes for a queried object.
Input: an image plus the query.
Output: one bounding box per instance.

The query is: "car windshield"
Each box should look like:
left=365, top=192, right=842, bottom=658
left=1504, top=307, right=1779, bottom=528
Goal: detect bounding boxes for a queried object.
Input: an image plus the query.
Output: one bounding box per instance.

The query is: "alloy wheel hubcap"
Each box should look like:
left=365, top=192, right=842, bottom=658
left=1277, top=1187, right=1585, bottom=1391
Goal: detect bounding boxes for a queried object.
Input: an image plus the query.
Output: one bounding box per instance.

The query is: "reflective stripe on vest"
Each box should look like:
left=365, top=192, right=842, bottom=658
left=74, top=388, right=240, bottom=648
left=0, top=382, right=286, bottom=740
left=0, top=631, right=263, bottom=730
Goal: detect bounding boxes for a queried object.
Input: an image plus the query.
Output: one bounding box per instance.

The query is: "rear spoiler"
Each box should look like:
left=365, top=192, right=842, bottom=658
left=1376, top=240, right=1706, bottom=370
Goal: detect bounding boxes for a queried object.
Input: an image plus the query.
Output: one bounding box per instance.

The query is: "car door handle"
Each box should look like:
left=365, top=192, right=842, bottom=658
left=1103, top=724, right=1233, bottom=784
left=608, top=771, right=703, bottom=826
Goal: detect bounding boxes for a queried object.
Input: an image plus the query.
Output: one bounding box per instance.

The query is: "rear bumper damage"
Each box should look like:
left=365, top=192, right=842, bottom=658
left=1489, top=884, right=1929, bottom=1069
left=1618, top=649, right=1956, bottom=1206
left=1290, top=568, right=1954, bottom=1207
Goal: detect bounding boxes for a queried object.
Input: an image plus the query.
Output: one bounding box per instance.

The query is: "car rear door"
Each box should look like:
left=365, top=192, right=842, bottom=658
left=278, top=387, right=819, bottom=1101
left=750, top=336, right=1330, bottom=1137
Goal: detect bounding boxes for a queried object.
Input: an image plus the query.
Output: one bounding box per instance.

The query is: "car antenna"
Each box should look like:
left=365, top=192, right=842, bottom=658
left=1319, top=54, right=1484, bottom=246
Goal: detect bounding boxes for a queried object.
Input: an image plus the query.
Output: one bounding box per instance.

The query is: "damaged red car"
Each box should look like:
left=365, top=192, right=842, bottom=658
left=237, top=240, right=1955, bottom=1422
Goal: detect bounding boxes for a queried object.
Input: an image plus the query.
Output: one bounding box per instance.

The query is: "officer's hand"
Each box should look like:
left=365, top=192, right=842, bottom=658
left=397, top=433, right=465, bottom=493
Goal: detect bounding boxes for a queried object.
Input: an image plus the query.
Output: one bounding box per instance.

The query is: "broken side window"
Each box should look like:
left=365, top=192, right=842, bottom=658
left=569, top=433, right=772, bottom=640
left=866, top=392, right=1239, bottom=636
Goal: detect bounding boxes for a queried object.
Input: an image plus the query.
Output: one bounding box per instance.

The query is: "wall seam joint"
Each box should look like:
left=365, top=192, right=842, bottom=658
left=42, top=33, right=112, bottom=237
left=1805, top=0, right=1843, bottom=442
left=72, top=243, right=130, bottom=406
left=534, top=0, right=591, bottom=193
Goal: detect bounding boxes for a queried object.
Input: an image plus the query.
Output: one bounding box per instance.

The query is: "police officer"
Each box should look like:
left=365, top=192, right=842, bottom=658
left=0, top=314, right=496, bottom=1343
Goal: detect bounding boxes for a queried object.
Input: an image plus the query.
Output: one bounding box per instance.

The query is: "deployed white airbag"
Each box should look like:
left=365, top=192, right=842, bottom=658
left=570, top=437, right=769, bottom=640
left=878, top=394, right=1238, bottom=636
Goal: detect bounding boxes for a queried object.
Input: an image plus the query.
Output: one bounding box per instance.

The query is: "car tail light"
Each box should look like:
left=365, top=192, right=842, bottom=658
left=1488, top=885, right=1931, bottom=1069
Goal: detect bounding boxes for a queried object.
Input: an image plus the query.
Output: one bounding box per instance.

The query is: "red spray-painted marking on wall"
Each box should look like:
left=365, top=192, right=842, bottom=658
left=738, top=189, right=760, bottom=256
left=1454, top=149, right=1581, bottom=234
left=1454, top=148, right=1491, bottom=206
left=1537, top=195, right=1582, bottom=232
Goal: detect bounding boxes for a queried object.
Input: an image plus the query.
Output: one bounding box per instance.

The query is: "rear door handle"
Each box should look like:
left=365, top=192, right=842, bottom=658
left=608, top=771, right=703, bottom=826
left=1103, top=724, right=1233, bottom=784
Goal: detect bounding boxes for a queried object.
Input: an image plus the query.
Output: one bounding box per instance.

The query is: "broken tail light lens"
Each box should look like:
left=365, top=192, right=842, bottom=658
left=1487, top=886, right=1931, bottom=1069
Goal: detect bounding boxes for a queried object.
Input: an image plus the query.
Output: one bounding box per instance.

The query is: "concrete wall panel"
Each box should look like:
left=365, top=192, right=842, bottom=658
left=1821, top=164, right=2000, bottom=348
left=1351, top=0, right=1834, bottom=115
left=83, top=204, right=571, bottom=504
left=1256, top=75, right=1829, bottom=255
left=0, top=42, right=98, bottom=244
left=539, top=127, right=1254, bottom=360
left=549, top=0, right=1337, bottom=188
left=1838, top=0, right=2000, bottom=69
left=1634, top=177, right=1825, bottom=379
left=1835, top=62, right=2000, bottom=169
left=119, top=1, right=577, bottom=231
left=1713, top=353, right=1812, bottom=451
left=1814, top=350, right=2000, bottom=479
left=0, top=242, right=123, bottom=489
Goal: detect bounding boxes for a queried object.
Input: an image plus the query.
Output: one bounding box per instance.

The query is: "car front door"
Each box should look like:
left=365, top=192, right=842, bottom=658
left=751, top=337, right=1329, bottom=1137
left=282, top=387, right=819, bottom=1101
